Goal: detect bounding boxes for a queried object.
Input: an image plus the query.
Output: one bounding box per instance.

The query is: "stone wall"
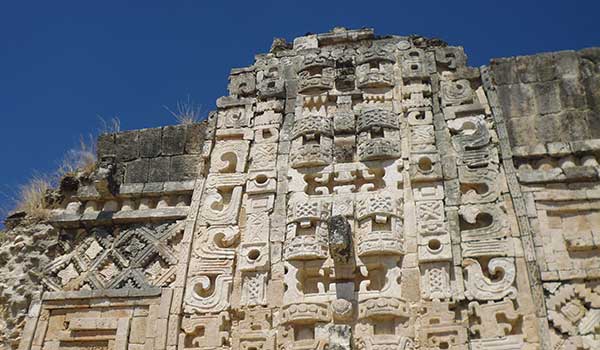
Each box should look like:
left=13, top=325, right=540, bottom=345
left=96, top=123, right=208, bottom=185
left=3, top=28, right=600, bottom=350
left=491, top=48, right=600, bottom=147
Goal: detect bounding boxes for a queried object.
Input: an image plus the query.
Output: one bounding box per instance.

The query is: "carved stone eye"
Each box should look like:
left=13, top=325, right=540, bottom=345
left=255, top=174, right=268, bottom=185
left=427, top=239, right=442, bottom=253
left=247, top=249, right=260, bottom=261
left=418, top=156, right=433, bottom=173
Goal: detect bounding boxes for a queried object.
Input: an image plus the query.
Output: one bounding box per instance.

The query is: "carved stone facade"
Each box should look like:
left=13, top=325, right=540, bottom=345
left=5, top=28, right=600, bottom=350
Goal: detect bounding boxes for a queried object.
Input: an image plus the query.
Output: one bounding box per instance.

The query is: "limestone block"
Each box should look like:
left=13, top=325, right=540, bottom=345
left=162, top=125, right=186, bottom=156
left=125, top=158, right=149, bottom=183
left=148, top=157, right=171, bottom=182
left=116, top=130, right=140, bottom=162
left=169, top=154, right=202, bottom=181
left=139, top=128, right=162, bottom=158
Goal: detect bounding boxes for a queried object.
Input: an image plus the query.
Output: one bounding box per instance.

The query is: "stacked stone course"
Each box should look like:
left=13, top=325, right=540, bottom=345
left=3, top=27, right=600, bottom=350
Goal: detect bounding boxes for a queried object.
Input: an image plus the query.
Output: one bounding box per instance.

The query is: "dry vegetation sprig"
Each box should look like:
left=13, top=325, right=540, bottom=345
left=99, top=116, right=121, bottom=134
left=14, top=174, right=54, bottom=221
left=1, top=118, right=122, bottom=226
left=164, top=95, right=201, bottom=125
left=58, top=134, right=97, bottom=177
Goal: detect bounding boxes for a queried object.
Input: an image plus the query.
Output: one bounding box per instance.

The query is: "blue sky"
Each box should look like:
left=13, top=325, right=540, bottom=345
left=0, top=0, right=598, bottom=217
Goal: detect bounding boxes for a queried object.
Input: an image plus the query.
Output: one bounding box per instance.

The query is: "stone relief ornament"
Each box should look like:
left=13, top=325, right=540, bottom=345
left=185, top=274, right=233, bottom=313
left=200, top=174, right=245, bottom=225
left=228, top=70, right=256, bottom=97
left=43, top=222, right=184, bottom=291
left=463, top=258, right=517, bottom=301
left=210, top=141, right=249, bottom=173
left=440, top=79, right=474, bottom=106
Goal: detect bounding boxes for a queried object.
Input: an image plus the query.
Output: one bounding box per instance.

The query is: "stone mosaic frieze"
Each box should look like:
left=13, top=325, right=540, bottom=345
left=4, top=27, right=600, bottom=350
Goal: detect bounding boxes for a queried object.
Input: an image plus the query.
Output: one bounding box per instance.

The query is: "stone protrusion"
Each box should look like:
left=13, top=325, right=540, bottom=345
left=328, top=215, right=353, bottom=264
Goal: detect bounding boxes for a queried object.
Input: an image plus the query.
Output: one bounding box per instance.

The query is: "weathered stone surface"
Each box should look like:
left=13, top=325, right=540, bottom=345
left=148, top=156, right=170, bottom=182
left=327, top=215, right=352, bottom=263
left=169, top=154, right=202, bottom=181
left=184, top=123, right=207, bottom=154
left=0, top=224, right=56, bottom=349
left=491, top=49, right=600, bottom=149
left=124, top=158, right=149, bottom=183
left=115, top=130, right=139, bottom=161
left=162, top=125, right=186, bottom=155
left=97, top=133, right=116, bottom=157
left=139, top=128, right=162, bottom=158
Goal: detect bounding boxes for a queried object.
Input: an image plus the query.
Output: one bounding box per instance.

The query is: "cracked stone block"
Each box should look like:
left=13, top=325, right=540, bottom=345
left=115, top=130, right=139, bottom=162
left=124, top=158, right=149, bottom=183
left=139, top=128, right=162, bottom=158
left=169, top=154, right=202, bottom=181
left=162, top=125, right=186, bottom=156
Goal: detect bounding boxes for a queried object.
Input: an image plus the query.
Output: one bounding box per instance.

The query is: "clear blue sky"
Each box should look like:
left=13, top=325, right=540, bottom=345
left=0, top=0, right=598, bottom=217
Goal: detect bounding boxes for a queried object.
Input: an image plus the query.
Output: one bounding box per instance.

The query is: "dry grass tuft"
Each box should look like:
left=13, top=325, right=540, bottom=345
left=14, top=174, right=53, bottom=221
left=98, top=116, right=121, bottom=134
left=2, top=133, right=100, bottom=225
left=59, top=135, right=97, bottom=176
left=164, top=95, right=201, bottom=125
left=0, top=117, right=123, bottom=226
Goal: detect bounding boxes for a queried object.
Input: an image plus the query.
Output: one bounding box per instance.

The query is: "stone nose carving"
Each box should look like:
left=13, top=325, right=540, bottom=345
left=328, top=215, right=353, bottom=264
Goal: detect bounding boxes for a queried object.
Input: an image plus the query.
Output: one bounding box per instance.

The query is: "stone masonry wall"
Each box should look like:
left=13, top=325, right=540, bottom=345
left=3, top=28, right=600, bottom=350
left=96, top=123, right=208, bottom=185
left=491, top=48, right=600, bottom=147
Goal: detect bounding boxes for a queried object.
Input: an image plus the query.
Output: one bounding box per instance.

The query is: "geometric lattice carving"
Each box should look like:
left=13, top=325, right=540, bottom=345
left=43, top=221, right=184, bottom=291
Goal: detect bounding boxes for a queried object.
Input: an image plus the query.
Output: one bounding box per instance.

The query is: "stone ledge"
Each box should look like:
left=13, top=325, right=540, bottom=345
left=42, top=288, right=162, bottom=301
left=49, top=207, right=190, bottom=228
left=76, top=180, right=196, bottom=201
left=513, top=139, right=600, bottom=158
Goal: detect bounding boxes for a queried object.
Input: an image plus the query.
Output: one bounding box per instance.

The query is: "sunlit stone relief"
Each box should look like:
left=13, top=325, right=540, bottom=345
left=9, top=28, right=600, bottom=350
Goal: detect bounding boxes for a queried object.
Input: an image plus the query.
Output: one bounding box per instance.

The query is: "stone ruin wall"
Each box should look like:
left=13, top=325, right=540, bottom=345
left=2, top=28, right=600, bottom=350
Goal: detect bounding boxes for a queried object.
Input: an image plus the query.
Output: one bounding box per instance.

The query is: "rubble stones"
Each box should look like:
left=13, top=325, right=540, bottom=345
left=0, top=224, right=57, bottom=349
